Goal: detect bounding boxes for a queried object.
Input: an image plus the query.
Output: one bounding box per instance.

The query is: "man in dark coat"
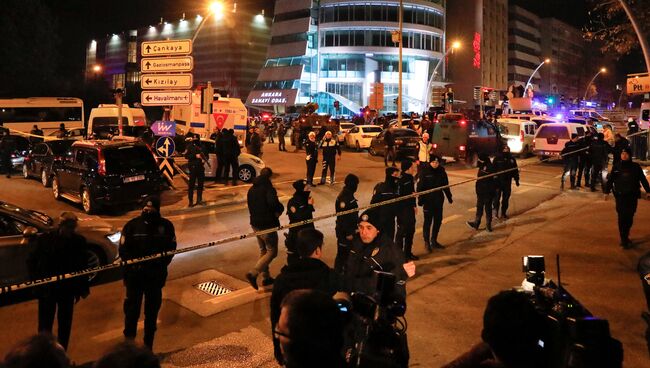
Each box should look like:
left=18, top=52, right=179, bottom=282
left=384, top=127, right=397, bottom=167
left=396, top=159, right=418, bottom=260
left=27, top=212, right=90, bottom=351
left=29, top=125, right=44, bottom=145
left=335, top=174, right=359, bottom=274
left=304, top=132, right=318, bottom=186
left=285, top=179, right=315, bottom=265
left=418, top=156, right=453, bottom=251
left=0, top=131, right=16, bottom=177
left=627, top=117, right=647, bottom=160
left=576, top=130, right=593, bottom=188
left=221, top=129, right=241, bottom=186
left=467, top=154, right=498, bottom=232
left=560, top=134, right=581, bottom=190
left=371, top=167, right=400, bottom=242
left=589, top=132, right=611, bottom=192
left=493, top=145, right=520, bottom=219
left=119, top=197, right=177, bottom=350
left=270, top=229, right=341, bottom=365
left=277, top=121, right=287, bottom=151
left=605, top=147, right=650, bottom=248
left=211, top=127, right=225, bottom=182
left=613, top=133, right=630, bottom=169
left=247, top=126, right=262, bottom=158
left=185, top=135, right=206, bottom=206
left=246, top=168, right=284, bottom=290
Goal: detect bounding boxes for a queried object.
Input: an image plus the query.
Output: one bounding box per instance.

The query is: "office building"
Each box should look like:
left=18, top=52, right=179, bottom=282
left=507, top=5, right=543, bottom=91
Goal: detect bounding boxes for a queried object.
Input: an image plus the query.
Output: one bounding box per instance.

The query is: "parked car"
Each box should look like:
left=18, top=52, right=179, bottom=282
left=431, top=113, right=504, bottom=166
left=6, top=135, right=31, bottom=169
left=533, top=123, right=597, bottom=160
left=48, top=128, right=86, bottom=140
left=0, top=201, right=120, bottom=287
left=177, top=138, right=265, bottom=183
left=389, top=118, right=421, bottom=129
left=368, top=128, right=420, bottom=159
left=345, top=125, right=383, bottom=151
left=22, top=139, right=75, bottom=187
left=51, top=140, right=164, bottom=214
left=338, top=122, right=356, bottom=143
left=497, top=118, right=536, bottom=157
left=569, top=109, right=610, bottom=122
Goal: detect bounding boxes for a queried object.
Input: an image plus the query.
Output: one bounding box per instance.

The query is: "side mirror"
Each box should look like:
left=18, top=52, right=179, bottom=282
left=22, top=226, right=38, bottom=238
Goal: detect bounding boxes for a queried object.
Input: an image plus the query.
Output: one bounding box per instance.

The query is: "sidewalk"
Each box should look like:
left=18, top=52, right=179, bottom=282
left=149, top=190, right=650, bottom=367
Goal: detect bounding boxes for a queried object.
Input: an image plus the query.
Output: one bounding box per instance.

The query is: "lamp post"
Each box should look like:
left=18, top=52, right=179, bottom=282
left=192, top=1, right=225, bottom=43
left=524, top=58, right=550, bottom=91
left=583, top=67, right=606, bottom=102
left=424, top=41, right=460, bottom=110
left=397, top=0, right=403, bottom=127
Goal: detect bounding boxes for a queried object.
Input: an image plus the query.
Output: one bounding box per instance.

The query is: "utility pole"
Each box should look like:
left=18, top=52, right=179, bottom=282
left=397, top=0, right=403, bottom=127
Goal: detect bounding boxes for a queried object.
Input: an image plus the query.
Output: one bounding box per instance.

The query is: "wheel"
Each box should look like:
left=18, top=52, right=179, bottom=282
left=355, top=141, right=361, bottom=152
left=83, top=247, right=105, bottom=283
left=22, top=164, right=29, bottom=179
left=520, top=145, right=530, bottom=158
left=41, top=169, right=51, bottom=187
left=238, top=164, right=255, bottom=183
left=368, top=146, right=377, bottom=156
left=52, top=176, right=61, bottom=200
left=81, top=187, right=96, bottom=214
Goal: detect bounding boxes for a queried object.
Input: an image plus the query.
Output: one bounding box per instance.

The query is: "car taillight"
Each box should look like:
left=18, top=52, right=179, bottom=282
left=98, top=149, right=106, bottom=176
left=459, top=145, right=466, bottom=151
left=11, top=153, right=17, bottom=158
left=395, top=139, right=403, bottom=145
left=520, top=130, right=524, bottom=143
left=459, top=120, right=467, bottom=126
left=433, top=143, right=438, bottom=149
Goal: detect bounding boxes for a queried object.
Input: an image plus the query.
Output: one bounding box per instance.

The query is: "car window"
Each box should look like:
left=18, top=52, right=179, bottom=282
left=568, top=118, right=585, bottom=124
left=74, top=149, right=86, bottom=165
left=349, top=127, right=358, bottom=134
left=362, top=127, right=382, bottom=133
left=576, top=127, right=585, bottom=136
left=526, top=125, right=536, bottom=135
left=0, top=215, right=23, bottom=236
left=642, top=109, right=649, bottom=121
left=49, top=140, right=74, bottom=155
left=537, top=126, right=569, bottom=139
left=500, top=123, right=520, bottom=136
left=104, top=146, right=156, bottom=174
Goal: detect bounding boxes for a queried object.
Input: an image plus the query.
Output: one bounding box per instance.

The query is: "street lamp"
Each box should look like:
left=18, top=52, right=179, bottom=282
left=583, top=67, right=607, bottom=101
left=92, top=65, right=102, bottom=73
left=193, top=1, right=226, bottom=42
left=424, top=40, right=461, bottom=109
left=524, top=58, right=550, bottom=91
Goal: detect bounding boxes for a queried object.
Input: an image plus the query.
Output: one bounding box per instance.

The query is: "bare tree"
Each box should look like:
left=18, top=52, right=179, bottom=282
left=584, top=0, right=650, bottom=57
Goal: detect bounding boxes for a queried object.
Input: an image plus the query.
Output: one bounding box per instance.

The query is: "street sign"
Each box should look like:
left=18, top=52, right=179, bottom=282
left=141, top=90, right=192, bottom=106
left=155, top=136, right=176, bottom=158
left=151, top=121, right=176, bottom=137
left=141, top=73, right=193, bottom=89
left=157, top=158, right=175, bottom=181
left=142, top=39, right=192, bottom=57
left=141, top=56, right=194, bottom=73
left=627, top=75, right=650, bottom=94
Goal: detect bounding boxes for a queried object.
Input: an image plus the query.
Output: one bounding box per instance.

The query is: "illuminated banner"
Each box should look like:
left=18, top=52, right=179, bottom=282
left=247, top=89, right=298, bottom=106
left=627, top=75, right=650, bottom=94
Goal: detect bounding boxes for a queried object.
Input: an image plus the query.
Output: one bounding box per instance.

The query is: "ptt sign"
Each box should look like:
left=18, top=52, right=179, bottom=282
left=627, top=76, right=650, bottom=94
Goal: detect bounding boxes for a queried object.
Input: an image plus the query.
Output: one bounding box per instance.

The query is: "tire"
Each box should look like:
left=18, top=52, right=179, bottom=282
left=355, top=141, right=361, bottom=152
left=368, top=146, right=377, bottom=156
left=52, top=176, right=62, bottom=200
left=22, top=164, right=29, bottom=179
left=83, top=246, right=105, bottom=283
left=41, top=169, right=51, bottom=187
left=238, top=164, right=255, bottom=183
left=81, top=187, right=96, bottom=214
left=519, top=145, right=530, bottom=158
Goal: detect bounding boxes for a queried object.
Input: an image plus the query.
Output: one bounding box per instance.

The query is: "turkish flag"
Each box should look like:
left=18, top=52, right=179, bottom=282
left=212, top=113, right=229, bottom=130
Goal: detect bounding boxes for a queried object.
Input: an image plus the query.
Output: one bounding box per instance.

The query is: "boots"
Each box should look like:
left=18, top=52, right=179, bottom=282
left=188, top=189, right=194, bottom=207
left=466, top=220, right=480, bottom=230
left=196, top=190, right=204, bottom=205
left=486, top=221, right=493, bottom=232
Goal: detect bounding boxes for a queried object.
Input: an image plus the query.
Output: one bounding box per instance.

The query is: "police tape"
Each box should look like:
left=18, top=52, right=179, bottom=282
left=6, top=128, right=60, bottom=141
left=1, top=128, right=648, bottom=294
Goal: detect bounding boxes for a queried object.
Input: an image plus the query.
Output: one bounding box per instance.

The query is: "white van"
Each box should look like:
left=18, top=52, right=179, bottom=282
left=640, top=102, right=650, bottom=130
left=87, top=104, right=147, bottom=138
left=497, top=118, right=537, bottom=157
left=570, top=109, right=610, bottom=122
left=533, top=123, right=597, bottom=159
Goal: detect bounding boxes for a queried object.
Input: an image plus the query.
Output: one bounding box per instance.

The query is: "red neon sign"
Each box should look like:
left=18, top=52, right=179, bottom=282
left=472, top=32, right=481, bottom=69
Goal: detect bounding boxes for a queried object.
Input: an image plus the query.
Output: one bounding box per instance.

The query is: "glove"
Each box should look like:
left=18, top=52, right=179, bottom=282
left=448, top=197, right=453, bottom=204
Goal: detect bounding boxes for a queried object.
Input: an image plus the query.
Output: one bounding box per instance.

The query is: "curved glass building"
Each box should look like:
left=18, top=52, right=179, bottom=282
left=248, top=0, right=447, bottom=116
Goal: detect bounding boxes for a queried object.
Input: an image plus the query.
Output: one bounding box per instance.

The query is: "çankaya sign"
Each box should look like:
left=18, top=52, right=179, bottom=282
left=141, top=39, right=192, bottom=56
left=247, top=89, right=298, bottom=106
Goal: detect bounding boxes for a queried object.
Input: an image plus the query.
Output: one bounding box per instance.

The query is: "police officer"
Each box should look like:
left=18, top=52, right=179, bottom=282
left=371, top=167, right=400, bottom=242
left=29, top=124, right=44, bottom=145
left=384, top=127, right=397, bottom=167
left=286, top=180, right=315, bottom=265
left=27, top=212, right=90, bottom=351
left=493, top=145, right=520, bottom=219
left=305, top=131, right=318, bottom=186
left=119, top=196, right=177, bottom=351
left=318, top=130, right=341, bottom=185
left=212, top=127, right=225, bottom=182
left=560, top=134, right=581, bottom=190
left=335, top=174, right=359, bottom=274
left=248, top=126, right=263, bottom=158
left=605, top=147, right=650, bottom=249
left=416, top=132, right=433, bottom=172
left=467, top=154, right=498, bottom=232
left=55, top=123, right=67, bottom=139
left=576, top=130, right=593, bottom=188
left=221, top=129, right=241, bottom=186
left=0, top=131, right=16, bottom=178
left=396, top=160, right=418, bottom=260
left=277, top=121, right=287, bottom=151
left=185, top=135, right=206, bottom=207
left=417, top=156, right=453, bottom=251
left=589, top=132, right=611, bottom=192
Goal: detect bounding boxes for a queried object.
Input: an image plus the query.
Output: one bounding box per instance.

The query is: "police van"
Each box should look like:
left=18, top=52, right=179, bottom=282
left=87, top=104, right=148, bottom=138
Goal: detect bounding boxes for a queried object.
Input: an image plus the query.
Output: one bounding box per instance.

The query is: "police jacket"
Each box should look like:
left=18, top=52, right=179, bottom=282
left=247, top=175, right=284, bottom=229
left=305, top=140, right=318, bottom=162
left=605, top=160, right=650, bottom=197
left=589, top=139, right=610, bottom=166
left=344, top=234, right=407, bottom=302
left=248, top=132, right=262, bottom=156
left=627, top=121, right=639, bottom=135
left=221, top=131, right=241, bottom=160
left=0, top=135, right=16, bottom=155
left=184, top=142, right=204, bottom=169
left=277, top=124, right=286, bottom=137
left=287, top=191, right=315, bottom=234
left=27, top=231, right=90, bottom=298
left=417, top=164, right=452, bottom=206
left=475, top=157, right=498, bottom=195
left=335, top=187, right=358, bottom=238
left=212, top=131, right=224, bottom=157
left=578, top=135, right=593, bottom=160
left=398, top=173, right=416, bottom=210
left=119, top=214, right=177, bottom=288
left=494, top=153, right=519, bottom=186
left=319, top=137, right=341, bottom=158
left=561, top=140, right=581, bottom=163
left=371, top=178, right=399, bottom=225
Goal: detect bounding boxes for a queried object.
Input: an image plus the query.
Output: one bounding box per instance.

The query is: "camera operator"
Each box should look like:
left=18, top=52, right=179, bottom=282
left=443, top=290, right=545, bottom=368
left=275, top=289, right=346, bottom=368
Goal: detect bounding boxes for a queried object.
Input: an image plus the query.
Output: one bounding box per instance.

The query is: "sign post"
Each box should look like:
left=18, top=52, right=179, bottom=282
left=154, top=136, right=176, bottom=184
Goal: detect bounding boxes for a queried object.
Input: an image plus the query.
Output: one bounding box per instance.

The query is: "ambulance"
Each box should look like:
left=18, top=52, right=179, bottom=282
left=170, top=91, right=247, bottom=146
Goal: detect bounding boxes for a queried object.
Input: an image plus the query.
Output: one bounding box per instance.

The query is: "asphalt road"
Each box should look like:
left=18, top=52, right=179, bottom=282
left=4, top=141, right=645, bottom=366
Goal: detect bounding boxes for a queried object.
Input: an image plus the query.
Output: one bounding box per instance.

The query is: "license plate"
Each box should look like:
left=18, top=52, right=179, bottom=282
left=124, top=175, right=145, bottom=183
left=405, top=142, right=416, bottom=147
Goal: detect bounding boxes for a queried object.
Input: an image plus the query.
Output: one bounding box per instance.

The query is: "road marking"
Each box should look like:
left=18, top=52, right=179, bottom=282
left=442, top=214, right=462, bottom=224
left=169, top=195, right=293, bottom=220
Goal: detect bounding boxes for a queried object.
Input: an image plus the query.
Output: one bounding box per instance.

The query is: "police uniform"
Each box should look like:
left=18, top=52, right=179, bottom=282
left=119, top=201, right=176, bottom=350
left=319, top=135, right=341, bottom=184
left=467, top=156, right=498, bottom=231
left=417, top=161, right=452, bottom=250
left=371, top=168, right=400, bottom=241
left=561, top=138, right=581, bottom=189
left=493, top=151, right=519, bottom=218
left=185, top=139, right=205, bottom=206
left=286, top=181, right=315, bottom=265
left=396, top=170, right=417, bottom=260
left=305, top=139, right=318, bottom=186
left=335, top=175, right=359, bottom=273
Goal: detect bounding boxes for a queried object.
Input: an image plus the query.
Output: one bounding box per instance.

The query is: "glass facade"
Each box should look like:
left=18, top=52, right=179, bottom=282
left=320, top=3, right=443, bottom=29
left=320, top=29, right=442, bottom=52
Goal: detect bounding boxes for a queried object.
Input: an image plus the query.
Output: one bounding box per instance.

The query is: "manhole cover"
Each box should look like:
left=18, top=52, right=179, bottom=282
left=195, top=280, right=233, bottom=297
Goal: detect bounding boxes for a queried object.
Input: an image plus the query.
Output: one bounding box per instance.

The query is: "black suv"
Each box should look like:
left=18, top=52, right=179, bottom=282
left=51, top=140, right=164, bottom=214
left=431, top=113, right=504, bottom=166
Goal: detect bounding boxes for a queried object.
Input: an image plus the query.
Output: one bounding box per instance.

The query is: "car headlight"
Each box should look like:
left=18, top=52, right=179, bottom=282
left=106, top=231, right=121, bottom=244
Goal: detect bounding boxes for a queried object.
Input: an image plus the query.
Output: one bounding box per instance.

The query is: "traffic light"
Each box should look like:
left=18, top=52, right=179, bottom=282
left=446, top=92, right=454, bottom=105
left=546, top=96, right=555, bottom=104
left=393, top=97, right=399, bottom=105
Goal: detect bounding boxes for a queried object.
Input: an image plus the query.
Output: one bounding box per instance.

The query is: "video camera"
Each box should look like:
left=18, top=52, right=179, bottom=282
left=337, top=271, right=409, bottom=368
left=520, top=255, right=623, bottom=368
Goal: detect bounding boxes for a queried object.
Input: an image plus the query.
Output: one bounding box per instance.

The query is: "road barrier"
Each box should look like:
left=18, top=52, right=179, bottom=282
left=1, top=129, right=648, bottom=295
